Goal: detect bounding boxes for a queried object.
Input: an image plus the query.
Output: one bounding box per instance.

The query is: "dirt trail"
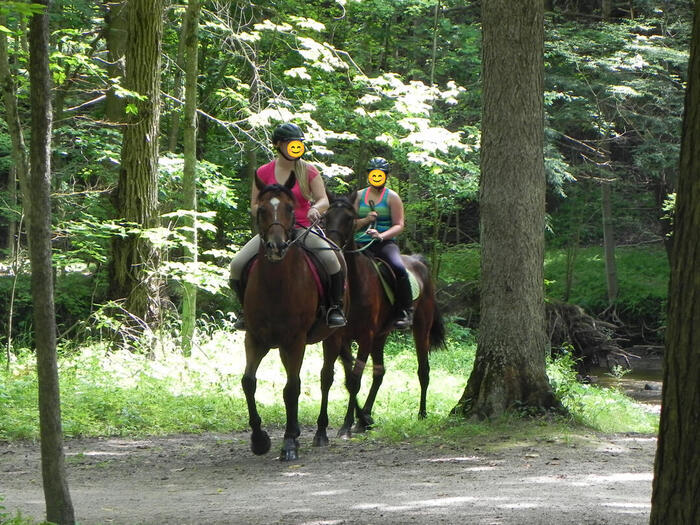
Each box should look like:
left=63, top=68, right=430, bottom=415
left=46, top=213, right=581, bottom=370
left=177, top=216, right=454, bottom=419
left=1, top=428, right=656, bottom=525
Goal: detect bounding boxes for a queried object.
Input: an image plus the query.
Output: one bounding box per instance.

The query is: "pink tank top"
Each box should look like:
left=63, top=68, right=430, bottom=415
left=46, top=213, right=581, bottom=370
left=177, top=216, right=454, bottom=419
left=256, top=160, right=319, bottom=227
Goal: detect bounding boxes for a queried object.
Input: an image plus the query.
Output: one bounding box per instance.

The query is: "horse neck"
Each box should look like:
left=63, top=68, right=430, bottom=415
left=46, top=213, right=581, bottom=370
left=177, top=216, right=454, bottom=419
left=255, top=244, right=307, bottom=285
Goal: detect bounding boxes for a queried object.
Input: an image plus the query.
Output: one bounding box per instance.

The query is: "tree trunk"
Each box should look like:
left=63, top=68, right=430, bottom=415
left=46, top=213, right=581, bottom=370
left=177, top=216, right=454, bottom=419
left=0, top=14, right=31, bottom=232
left=27, top=2, right=75, bottom=523
left=601, top=178, right=618, bottom=308
left=6, top=166, right=17, bottom=258
left=429, top=0, right=440, bottom=85
left=452, top=0, right=557, bottom=419
left=649, top=3, right=700, bottom=522
left=166, top=14, right=189, bottom=153
left=601, top=0, right=612, bottom=21
left=103, top=1, right=128, bottom=122
left=180, top=0, right=200, bottom=355
left=109, top=0, right=164, bottom=324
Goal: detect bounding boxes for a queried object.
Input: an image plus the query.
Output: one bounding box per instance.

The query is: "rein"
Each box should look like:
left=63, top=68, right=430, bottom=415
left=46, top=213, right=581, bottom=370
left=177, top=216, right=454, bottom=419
left=324, top=200, right=377, bottom=253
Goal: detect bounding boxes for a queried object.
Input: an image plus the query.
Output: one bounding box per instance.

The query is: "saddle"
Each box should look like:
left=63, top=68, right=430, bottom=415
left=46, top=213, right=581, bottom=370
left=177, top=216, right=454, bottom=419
left=363, top=253, right=421, bottom=305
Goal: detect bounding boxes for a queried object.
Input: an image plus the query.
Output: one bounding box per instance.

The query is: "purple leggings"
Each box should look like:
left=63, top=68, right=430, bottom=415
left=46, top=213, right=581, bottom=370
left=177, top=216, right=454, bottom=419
left=364, top=240, right=412, bottom=309
left=365, top=240, right=408, bottom=278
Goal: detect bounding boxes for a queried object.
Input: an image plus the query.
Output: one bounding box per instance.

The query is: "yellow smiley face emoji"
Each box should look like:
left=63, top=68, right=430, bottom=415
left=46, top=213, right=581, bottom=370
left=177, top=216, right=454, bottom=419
left=368, top=169, right=387, bottom=187
left=286, top=140, right=305, bottom=159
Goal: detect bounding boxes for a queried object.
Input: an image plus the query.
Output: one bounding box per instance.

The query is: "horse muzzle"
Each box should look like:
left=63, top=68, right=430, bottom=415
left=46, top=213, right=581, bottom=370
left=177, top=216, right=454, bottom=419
left=264, top=239, right=290, bottom=261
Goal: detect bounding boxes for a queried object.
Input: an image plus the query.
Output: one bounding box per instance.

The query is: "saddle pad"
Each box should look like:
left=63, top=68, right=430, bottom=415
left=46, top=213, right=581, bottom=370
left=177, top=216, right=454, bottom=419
left=372, top=258, right=421, bottom=305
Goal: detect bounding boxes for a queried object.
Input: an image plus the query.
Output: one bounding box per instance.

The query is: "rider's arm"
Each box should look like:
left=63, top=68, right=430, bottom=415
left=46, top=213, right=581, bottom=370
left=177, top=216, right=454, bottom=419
left=249, top=176, right=261, bottom=217
left=309, top=174, right=329, bottom=212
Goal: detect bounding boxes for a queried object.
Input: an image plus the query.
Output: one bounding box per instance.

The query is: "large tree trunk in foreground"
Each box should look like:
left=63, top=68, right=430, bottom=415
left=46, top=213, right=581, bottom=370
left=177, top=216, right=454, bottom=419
left=453, top=0, right=557, bottom=419
left=109, top=0, right=164, bottom=324
left=649, top=3, right=700, bottom=523
left=28, top=2, right=75, bottom=523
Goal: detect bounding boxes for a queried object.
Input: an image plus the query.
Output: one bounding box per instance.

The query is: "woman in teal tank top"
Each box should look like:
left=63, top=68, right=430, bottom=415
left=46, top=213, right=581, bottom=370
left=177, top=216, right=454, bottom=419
left=353, top=157, right=413, bottom=329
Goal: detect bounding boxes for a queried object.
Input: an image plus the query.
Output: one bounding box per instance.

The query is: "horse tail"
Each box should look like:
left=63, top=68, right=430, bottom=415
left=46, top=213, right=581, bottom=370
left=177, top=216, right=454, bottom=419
left=412, top=254, right=446, bottom=351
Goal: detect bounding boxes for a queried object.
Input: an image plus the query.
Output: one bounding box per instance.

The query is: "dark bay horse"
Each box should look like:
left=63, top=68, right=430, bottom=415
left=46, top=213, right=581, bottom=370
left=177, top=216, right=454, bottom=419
left=240, top=173, right=349, bottom=461
left=317, top=192, right=446, bottom=440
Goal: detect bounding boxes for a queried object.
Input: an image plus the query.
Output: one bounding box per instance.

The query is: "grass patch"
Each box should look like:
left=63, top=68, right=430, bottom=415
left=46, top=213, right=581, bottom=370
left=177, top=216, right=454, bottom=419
left=544, top=244, right=668, bottom=325
left=0, top=321, right=657, bottom=444
left=438, top=243, right=668, bottom=330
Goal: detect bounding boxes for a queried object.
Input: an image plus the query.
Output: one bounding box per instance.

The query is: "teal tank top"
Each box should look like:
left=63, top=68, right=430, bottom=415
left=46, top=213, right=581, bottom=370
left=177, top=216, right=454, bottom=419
left=355, top=187, right=392, bottom=244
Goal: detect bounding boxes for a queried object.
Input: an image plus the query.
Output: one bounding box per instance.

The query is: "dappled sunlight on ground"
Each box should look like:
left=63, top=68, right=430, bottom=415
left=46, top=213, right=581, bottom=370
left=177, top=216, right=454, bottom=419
left=1, top=431, right=656, bottom=524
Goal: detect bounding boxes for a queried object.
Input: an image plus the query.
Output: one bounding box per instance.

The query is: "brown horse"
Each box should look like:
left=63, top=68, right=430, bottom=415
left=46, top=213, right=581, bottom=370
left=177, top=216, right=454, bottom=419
left=316, top=192, right=446, bottom=440
left=240, top=173, right=349, bottom=460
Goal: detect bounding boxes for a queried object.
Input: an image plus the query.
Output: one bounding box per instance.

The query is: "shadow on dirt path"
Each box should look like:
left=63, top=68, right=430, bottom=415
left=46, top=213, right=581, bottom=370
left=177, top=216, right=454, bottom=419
left=1, top=428, right=656, bottom=525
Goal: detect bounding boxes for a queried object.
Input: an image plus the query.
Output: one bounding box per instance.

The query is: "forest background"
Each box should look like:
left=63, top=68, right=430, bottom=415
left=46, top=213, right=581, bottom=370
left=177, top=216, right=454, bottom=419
left=1, top=1, right=696, bottom=522
left=0, top=0, right=690, bottom=351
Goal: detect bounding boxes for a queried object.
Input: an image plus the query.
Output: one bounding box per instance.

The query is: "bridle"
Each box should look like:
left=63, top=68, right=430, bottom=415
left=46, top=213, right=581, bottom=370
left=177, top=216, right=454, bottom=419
left=323, top=200, right=376, bottom=253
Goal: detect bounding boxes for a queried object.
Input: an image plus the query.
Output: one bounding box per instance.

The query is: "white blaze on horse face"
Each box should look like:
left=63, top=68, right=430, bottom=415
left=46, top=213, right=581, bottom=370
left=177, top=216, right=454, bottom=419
left=270, top=197, right=281, bottom=223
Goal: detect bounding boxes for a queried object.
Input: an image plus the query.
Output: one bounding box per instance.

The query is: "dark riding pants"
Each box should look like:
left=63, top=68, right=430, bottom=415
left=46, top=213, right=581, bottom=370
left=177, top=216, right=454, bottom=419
left=364, top=240, right=412, bottom=310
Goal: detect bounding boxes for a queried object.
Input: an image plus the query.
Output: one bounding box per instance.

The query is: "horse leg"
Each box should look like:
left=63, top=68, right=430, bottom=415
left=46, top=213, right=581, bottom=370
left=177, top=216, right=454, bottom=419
left=279, top=342, right=306, bottom=461
left=336, top=341, right=360, bottom=439
left=355, top=333, right=388, bottom=432
left=314, top=334, right=343, bottom=447
left=242, top=334, right=271, bottom=455
left=414, top=316, right=431, bottom=419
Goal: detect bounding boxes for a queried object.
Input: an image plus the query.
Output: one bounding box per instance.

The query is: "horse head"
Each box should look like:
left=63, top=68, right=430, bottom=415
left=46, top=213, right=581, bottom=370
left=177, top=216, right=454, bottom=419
left=255, top=173, right=297, bottom=261
left=324, top=191, right=358, bottom=249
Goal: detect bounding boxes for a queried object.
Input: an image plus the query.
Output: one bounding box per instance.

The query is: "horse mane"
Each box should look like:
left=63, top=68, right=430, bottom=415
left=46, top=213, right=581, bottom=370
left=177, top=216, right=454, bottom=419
left=328, top=190, right=357, bottom=215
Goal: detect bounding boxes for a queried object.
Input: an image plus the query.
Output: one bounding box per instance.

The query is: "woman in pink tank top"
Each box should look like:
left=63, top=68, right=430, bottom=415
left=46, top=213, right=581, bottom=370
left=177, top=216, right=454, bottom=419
left=228, top=123, right=347, bottom=329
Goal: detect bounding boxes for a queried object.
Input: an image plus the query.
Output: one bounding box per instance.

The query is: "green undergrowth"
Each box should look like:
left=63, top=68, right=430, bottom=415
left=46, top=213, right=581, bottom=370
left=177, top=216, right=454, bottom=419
left=544, top=244, right=669, bottom=328
left=438, top=244, right=668, bottom=330
left=0, top=320, right=658, bottom=445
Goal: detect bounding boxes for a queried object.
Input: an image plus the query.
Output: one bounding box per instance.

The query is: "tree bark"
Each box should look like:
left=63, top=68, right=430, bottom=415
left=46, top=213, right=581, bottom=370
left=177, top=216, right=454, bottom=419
left=601, top=178, right=618, bottom=307
left=649, top=2, right=700, bottom=523
left=452, top=0, right=557, bottom=419
left=28, top=2, right=75, bottom=522
left=103, top=1, right=128, bottom=122
left=109, top=0, right=164, bottom=324
left=0, top=14, right=31, bottom=232
left=167, top=13, right=189, bottom=153
left=180, top=0, right=200, bottom=355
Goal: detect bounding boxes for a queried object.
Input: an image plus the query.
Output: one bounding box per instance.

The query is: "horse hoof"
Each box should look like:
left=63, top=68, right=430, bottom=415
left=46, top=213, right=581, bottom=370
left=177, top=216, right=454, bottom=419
left=251, top=430, right=271, bottom=456
left=313, top=432, right=329, bottom=447
left=279, top=438, right=299, bottom=461
left=336, top=426, right=352, bottom=440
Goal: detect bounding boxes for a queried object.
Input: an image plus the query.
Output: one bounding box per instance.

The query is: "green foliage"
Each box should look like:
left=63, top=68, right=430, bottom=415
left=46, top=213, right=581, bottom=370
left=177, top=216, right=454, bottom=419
left=0, top=319, right=658, bottom=442
left=547, top=349, right=658, bottom=434
left=435, top=244, right=481, bottom=284
left=544, top=245, right=668, bottom=327
left=0, top=493, right=41, bottom=525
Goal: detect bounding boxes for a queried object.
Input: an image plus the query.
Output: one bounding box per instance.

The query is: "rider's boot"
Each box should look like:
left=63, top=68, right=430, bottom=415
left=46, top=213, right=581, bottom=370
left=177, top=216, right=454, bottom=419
left=326, top=271, right=347, bottom=328
left=229, top=279, right=247, bottom=330
left=394, top=273, right=413, bottom=330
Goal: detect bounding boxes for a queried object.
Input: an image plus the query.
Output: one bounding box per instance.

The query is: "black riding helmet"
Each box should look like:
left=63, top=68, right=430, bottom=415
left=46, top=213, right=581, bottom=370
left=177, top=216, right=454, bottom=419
left=272, top=123, right=305, bottom=144
left=367, top=157, right=390, bottom=172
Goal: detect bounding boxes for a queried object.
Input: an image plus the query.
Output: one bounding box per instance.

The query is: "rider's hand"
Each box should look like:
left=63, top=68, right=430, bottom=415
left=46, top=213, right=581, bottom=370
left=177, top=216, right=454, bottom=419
left=366, top=228, right=382, bottom=240
left=366, top=211, right=378, bottom=222
left=308, top=206, right=321, bottom=222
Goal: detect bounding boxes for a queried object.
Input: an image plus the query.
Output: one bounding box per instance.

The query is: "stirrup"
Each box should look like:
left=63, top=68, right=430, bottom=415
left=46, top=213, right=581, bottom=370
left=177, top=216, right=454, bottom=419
left=326, top=307, right=347, bottom=328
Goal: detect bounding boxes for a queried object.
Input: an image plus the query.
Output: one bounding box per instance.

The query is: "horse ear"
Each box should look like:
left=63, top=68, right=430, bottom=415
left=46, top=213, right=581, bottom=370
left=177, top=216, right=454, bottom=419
left=348, top=190, right=358, bottom=204
left=284, top=171, right=297, bottom=190
left=254, top=174, right=266, bottom=191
